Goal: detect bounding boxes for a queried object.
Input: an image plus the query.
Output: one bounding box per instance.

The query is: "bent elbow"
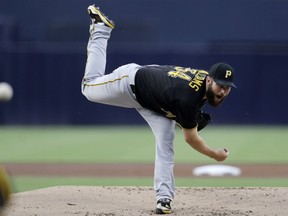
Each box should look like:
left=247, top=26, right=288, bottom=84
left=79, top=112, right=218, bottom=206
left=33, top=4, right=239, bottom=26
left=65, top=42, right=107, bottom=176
left=184, top=137, right=192, bottom=145
left=185, top=136, right=196, bottom=148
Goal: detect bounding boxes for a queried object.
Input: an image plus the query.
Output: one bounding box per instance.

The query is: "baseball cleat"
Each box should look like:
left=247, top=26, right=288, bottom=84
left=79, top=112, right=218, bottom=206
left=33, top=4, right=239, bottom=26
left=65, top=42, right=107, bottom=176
left=87, top=4, right=115, bottom=29
left=155, top=198, right=172, bottom=214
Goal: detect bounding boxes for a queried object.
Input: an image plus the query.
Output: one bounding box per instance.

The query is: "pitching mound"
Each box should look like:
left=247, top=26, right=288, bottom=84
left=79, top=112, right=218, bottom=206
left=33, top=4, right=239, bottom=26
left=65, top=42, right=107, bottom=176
left=1, top=186, right=288, bottom=215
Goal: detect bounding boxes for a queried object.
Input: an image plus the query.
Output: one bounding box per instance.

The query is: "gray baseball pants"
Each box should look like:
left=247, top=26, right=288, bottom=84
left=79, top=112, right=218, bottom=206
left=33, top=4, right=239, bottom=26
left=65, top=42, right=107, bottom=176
left=81, top=24, right=176, bottom=201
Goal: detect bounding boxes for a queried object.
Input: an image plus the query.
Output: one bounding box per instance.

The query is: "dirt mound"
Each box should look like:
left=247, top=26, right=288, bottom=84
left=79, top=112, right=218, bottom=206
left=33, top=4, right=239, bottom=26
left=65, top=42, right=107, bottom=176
left=1, top=186, right=288, bottom=216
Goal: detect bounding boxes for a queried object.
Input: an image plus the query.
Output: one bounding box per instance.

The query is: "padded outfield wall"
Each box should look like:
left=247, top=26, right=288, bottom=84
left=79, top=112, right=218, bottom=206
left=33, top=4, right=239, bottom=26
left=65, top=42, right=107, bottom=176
left=0, top=0, right=287, bottom=125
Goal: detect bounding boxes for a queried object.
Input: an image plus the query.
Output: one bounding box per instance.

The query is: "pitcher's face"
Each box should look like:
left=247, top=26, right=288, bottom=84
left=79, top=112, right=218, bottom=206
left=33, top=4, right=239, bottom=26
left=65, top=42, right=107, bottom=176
left=206, top=77, right=231, bottom=107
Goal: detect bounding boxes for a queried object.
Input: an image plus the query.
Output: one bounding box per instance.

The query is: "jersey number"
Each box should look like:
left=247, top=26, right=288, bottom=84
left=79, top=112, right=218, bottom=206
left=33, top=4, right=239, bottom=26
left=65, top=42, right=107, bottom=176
left=167, top=67, right=208, bottom=91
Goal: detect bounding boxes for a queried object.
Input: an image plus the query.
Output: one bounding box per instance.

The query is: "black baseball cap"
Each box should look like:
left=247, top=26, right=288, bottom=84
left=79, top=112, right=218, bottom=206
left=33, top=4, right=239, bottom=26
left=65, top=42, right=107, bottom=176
left=208, top=62, right=236, bottom=88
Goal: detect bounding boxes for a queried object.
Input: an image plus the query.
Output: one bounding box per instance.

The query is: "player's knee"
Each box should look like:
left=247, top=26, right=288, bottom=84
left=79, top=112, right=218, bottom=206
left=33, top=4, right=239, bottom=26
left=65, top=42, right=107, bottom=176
left=81, top=87, right=93, bottom=102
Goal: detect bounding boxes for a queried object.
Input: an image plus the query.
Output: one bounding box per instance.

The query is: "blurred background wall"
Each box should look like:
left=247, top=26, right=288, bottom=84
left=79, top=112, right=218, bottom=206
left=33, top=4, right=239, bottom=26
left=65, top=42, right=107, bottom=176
left=0, top=0, right=287, bottom=125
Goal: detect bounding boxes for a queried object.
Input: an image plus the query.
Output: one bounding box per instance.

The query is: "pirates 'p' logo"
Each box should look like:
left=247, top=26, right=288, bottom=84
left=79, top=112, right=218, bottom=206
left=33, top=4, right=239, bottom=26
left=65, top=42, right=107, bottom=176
left=225, top=70, right=232, bottom=78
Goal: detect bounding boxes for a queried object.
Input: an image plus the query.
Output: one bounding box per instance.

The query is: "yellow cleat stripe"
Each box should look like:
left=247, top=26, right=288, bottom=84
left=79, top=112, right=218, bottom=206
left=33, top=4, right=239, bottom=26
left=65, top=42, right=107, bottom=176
left=90, top=6, right=115, bottom=29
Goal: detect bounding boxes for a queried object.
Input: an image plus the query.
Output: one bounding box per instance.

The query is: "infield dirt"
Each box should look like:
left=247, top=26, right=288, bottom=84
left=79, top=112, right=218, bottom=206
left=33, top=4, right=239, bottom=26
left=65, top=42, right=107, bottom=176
left=2, top=186, right=288, bottom=216
left=1, top=163, right=288, bottom=215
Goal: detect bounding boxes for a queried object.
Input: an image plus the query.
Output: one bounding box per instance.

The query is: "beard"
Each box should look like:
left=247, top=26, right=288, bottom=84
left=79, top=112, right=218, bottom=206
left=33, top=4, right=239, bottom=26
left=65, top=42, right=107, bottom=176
left=206, top=85, right=225, bottom=107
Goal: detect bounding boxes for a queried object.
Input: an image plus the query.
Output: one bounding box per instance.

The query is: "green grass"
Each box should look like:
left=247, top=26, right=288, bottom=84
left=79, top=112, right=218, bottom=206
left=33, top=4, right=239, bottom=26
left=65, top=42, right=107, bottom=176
left=1, top=125, right=288, bottom=192
left=1, top=125, right=288, bottom=163
left=0, top=126, right=155, bottom=163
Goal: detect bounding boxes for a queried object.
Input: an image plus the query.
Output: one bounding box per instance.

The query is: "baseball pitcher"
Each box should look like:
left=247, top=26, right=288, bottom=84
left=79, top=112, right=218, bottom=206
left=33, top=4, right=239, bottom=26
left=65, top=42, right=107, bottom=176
left=82, top=4, right=236, bottom=214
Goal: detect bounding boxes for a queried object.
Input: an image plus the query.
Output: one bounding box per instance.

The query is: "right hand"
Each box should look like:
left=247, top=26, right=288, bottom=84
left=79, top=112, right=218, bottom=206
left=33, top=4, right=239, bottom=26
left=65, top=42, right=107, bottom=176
left=212, top=148, right=229, bottom=162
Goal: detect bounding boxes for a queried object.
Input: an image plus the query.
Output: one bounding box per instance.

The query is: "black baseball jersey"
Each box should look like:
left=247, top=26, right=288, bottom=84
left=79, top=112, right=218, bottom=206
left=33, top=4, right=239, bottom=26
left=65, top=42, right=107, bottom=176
left=134, top=65, right=208, bottom=129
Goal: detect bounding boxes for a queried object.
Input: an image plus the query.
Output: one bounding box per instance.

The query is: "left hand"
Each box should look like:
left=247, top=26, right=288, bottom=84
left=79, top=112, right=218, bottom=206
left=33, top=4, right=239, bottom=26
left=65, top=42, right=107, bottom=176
left=196, top=110, right=211, bottom=131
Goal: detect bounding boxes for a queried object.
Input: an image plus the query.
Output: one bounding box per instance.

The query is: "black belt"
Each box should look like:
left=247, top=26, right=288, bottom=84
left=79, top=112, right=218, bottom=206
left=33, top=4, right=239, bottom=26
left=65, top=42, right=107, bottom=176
left=130, top=84, right=136, bottom=94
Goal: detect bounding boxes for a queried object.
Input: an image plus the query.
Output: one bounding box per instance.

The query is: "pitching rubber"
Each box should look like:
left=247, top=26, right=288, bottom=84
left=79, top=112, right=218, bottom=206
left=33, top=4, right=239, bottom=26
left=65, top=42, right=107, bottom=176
left=0, top=165, right=11, bottom=208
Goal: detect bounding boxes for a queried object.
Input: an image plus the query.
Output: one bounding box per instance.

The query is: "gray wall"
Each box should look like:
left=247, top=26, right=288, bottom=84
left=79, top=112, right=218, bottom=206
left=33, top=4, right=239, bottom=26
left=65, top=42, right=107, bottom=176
left=1, top=0, right=287, bottom=125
